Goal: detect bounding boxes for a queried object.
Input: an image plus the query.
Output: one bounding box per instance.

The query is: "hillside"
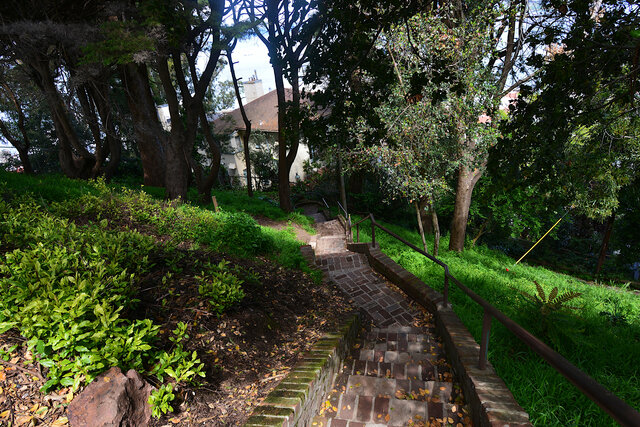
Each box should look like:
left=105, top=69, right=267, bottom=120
left=0, top=172, right=352, bottom=425
left=352, top=215, right=640, bottom=426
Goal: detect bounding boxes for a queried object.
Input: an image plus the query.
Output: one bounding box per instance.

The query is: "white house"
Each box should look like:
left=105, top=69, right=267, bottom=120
left=212, top=85, right=311, bottom=187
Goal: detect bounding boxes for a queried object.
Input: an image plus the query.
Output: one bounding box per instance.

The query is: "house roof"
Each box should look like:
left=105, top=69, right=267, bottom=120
left=213, top=88, right=294, bottom=134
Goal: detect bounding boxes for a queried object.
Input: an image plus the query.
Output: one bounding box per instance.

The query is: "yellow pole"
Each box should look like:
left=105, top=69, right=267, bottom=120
left=515, top=217, right=564, bottom=265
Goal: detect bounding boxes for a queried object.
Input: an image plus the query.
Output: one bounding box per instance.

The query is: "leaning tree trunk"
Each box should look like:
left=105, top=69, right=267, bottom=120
left=228, top=50, right=253, bottom=197
left=0, top=83, right=34, bottom=174
left=76, top=85, right=104, bottom=178
left=337, top=147, right=347, bottom=214
left=0, top=120, right=33, bottom=174
left=449, top=163, right=484, bottom=252
left=415, top=201, right=429, bottom=254
left=121, top=63, right=165, bottom=186
left=430, top=203, right=440, bottom=257
left=33, top=59, right=94, bottom=178
left=595, top=212, right=615, bottom=275
left=91, top=83, right=121, bottom=180
left=418, top=198, right=433, bottom=234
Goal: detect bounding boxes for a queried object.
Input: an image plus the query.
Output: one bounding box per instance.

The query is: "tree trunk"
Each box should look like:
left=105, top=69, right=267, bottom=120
left=156, top=56, right=191, bottom=200
left=0, top=83, right=34, bottom=174
left=193, top=108, right=222, bottom=201
left=274, top=65, right=292, bottom=212
left=33, top=59, right=94, bottom=178
left=15, top=145, right=34, bottom=174
left=595, top=212, right=615, bottom=275
left=430, top=203, right=440, bottom=257
left=472, top=217, right=490, bottom=246
left=285, top=67, right=301, bottom=174
left=415, top=201, right=429, bottom=254
left=91, top=84, right=121, bottom=180
left=241, top=129, right=253, bottom=196
left=228, top=50, right=253, bottom=197
left=449, top=163, right=484, bottom=252
left=121, top=63, right=165, bottom=186
left=76, top=85, right=104, bottom=178
left=418, top=198, right=433, bottom=234
left=348, top=171, right=364, bottom=194
left=0, top=120, right=34, bottom=174
left=337, top=146, right=347, bottom=214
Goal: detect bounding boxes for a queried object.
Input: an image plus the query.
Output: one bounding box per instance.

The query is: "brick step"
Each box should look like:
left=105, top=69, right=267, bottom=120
left=358, top=349, right=444, bottom=364
left=366, top=329, right=432, bottom=343
left=319, top=393, right=465, bottom=426
left=350, top=359, right=437, bottom=381
left=371, top=326, right=425, bottom=335
left=345, top=375, right=452, bottom=402
left=357, top=337, right=436, bottom=352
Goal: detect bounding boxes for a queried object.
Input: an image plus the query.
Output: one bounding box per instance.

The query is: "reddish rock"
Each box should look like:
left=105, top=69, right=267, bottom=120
left=67, top=367, right=154, bottom=427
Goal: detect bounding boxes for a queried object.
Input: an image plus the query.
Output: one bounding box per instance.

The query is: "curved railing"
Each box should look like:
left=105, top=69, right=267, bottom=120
left=352, top=212, right=640, bottom=427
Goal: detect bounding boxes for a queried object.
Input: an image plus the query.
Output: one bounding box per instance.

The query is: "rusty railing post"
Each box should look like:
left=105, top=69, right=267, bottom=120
left=370, top=215, right=376, bottom=248
left=356, top=224, right=360, bottom=243
left=479, top=309, right=492, bottom=370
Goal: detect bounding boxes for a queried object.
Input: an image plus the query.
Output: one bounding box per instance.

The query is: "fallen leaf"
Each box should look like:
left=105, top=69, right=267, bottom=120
left=16, top=415, right=33, bottom=426
left=50, top=417, right=69, bottom=426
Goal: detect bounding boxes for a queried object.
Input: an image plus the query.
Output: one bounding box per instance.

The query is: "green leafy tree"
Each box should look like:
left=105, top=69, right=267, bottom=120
left=495, top=0, right=640, bottom=272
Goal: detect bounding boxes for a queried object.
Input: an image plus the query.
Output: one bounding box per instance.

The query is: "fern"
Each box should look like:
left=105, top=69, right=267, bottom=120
left=513, top=282, right=584, bottom=350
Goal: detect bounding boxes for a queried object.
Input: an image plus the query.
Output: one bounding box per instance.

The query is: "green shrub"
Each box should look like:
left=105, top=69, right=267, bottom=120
left=196, top=260, right=246, bottom=314
left=149, top=383, right=175, bottom=418
left=0, top=202, right=202, bottom=413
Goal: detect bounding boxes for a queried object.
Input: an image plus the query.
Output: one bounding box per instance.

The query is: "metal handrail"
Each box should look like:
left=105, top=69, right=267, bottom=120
left=354, top=213, right=640, bottom=426
left=336, top=200, right=352, bottom=241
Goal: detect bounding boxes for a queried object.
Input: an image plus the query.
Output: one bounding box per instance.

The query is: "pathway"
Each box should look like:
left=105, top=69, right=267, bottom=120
left=309, top=217, right=470, bottom=426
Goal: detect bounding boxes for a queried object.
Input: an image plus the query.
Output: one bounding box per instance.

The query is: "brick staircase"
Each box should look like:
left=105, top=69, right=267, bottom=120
left=311, top=326, right=469, bottom=427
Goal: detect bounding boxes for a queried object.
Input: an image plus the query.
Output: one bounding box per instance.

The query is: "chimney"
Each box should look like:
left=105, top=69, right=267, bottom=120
left=243, top=70, right=264, bottom=104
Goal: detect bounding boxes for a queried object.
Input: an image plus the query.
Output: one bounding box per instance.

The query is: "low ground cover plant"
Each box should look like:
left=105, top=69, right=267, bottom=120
left=0, top=200, right=205, bottom=414
left=0, top=173, right=319, bottom=418
left=352, top=216, right=640, bottom=426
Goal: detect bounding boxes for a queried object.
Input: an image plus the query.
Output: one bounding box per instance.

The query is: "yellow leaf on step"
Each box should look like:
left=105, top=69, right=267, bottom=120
left=50, top=417, right=69, bottom=426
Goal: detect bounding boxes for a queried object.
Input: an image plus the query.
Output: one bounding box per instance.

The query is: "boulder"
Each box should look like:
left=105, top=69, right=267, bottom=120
left=67, top=367, right=154, bottom=427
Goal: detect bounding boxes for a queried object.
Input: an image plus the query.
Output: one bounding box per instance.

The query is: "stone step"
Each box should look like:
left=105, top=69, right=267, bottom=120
left=344, top=375, right=452, bottom=403
left=322, top=393, right=464, bottom=426
left=358, top=349, right=444, bottom=364
left=350, top=359, right=436, bottom=381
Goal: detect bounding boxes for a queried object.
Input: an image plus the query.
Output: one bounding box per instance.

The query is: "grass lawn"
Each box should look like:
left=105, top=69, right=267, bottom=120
left=352, top=215, right=640, bottom=426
